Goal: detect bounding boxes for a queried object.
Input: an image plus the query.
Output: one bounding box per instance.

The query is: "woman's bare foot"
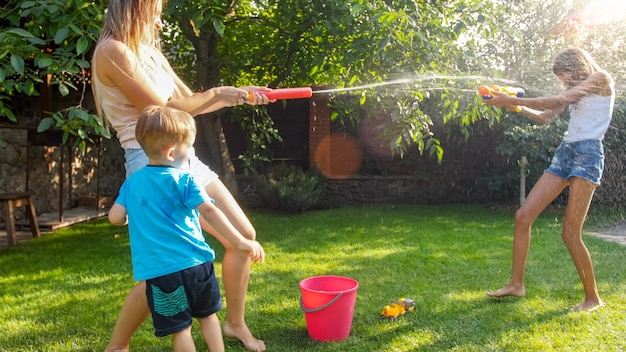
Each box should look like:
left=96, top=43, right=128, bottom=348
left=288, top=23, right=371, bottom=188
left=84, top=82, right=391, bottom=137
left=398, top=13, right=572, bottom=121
left=486, top=284, right=526, bottom=298
left=223, top=322, right=266, bottom=352
left=571, top=299, right=604, bottom=312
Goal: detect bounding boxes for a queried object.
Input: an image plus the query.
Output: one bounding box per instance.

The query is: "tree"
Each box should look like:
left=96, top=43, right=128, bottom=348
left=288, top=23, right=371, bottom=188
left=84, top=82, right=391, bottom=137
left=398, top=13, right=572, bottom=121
left=162, top=0, right=503, bottom=188
left=0, top=0, right=108, bottom=152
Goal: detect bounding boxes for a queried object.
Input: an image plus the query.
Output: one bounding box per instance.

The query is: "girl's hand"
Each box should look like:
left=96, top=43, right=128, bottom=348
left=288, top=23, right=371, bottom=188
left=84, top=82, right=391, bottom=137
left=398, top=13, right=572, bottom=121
left=483, top=91, right=515, bottom=108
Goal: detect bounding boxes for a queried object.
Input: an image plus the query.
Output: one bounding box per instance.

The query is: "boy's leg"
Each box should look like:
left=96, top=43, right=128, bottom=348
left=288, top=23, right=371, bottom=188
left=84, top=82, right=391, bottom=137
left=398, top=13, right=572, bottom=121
left=171, top=326, right=196, bottom=352
left=203, top=180, right=265, bottom=352
left=106, top=281, right=150, bottom=352
left=198, top=314, right=225, bottom=352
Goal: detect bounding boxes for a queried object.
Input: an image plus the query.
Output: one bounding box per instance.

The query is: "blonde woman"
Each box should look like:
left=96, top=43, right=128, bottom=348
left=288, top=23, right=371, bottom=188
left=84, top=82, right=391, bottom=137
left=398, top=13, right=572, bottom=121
left=484, top=48, right=614, bottom=312
left=92, top=0, right=270, bottom=350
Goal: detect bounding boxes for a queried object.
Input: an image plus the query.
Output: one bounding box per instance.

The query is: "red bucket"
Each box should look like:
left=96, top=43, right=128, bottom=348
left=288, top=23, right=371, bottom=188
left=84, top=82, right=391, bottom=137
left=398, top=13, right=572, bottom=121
left=299, top=275, right=359, bottom=342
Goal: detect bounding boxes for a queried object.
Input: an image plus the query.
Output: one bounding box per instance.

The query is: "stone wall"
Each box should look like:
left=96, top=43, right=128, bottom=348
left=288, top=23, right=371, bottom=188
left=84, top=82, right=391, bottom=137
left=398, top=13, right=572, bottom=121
left=0, top=127, right=125, bottom=222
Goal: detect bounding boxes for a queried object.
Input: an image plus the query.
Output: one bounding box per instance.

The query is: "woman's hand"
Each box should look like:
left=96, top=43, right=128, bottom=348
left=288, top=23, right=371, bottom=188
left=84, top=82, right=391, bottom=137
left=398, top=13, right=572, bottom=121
left=240, top=86, right=273, bottom=105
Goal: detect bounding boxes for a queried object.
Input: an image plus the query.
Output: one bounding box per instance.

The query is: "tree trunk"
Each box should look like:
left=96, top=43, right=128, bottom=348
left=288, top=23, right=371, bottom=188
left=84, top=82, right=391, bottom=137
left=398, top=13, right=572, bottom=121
left=192, top=23, right=240, bottom=196
left=194, top=111, right=239, bottom=195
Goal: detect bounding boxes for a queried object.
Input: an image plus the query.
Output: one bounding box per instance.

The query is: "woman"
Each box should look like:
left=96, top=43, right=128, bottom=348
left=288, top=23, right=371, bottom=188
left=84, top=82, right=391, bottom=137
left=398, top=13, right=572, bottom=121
left=484, top=48, right=614, bottom=312
left=92, top=0, right=269, bottom=350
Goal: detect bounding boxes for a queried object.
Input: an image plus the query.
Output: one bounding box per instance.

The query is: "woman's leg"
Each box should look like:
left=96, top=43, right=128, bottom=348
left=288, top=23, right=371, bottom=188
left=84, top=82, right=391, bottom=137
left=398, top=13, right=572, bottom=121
left=106, top=281, right=150, bottom=352
left=203, top=180, right=266, bottom=352
left=488, top=173, right=567, bottom=297
left=561, top=177, right=603, bottom=311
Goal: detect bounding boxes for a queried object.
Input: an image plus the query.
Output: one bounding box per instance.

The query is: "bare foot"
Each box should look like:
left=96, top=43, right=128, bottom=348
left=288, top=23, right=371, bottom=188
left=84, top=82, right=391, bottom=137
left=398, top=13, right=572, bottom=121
left=223, top=322, right=266, bottom=352
left=571, top=300, right=604, bottom=312
left=104, top=345, right=129, bottom=352
left=486, top=284, right=526, bottom=298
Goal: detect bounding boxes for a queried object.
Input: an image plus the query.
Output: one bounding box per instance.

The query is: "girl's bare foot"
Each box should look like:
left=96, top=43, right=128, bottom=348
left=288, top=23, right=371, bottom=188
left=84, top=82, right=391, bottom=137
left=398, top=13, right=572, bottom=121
left=571, top=299, right=604, bottom=312
left=486, top=284, right=526, bottom=298
left=223, top=322, right=266, bottom=352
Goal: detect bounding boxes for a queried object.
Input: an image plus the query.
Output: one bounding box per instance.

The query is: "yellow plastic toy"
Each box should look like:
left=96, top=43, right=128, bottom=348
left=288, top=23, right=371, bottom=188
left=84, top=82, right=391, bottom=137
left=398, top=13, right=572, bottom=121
left=380, top=298, right=415, bottom=320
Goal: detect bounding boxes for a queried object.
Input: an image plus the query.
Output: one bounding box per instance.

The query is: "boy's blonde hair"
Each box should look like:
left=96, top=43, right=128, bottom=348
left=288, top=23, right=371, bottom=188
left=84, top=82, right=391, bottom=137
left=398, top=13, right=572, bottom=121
left=136, top=106, right=196, bottom=158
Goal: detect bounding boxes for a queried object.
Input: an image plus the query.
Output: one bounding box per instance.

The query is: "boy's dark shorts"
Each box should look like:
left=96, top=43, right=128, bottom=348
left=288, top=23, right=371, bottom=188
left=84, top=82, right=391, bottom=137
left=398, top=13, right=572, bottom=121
left=146, top=261, right=222, bottom=337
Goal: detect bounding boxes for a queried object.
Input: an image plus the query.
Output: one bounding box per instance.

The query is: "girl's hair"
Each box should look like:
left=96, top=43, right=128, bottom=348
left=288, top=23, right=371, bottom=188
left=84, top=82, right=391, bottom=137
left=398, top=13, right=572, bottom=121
left=98, top=0, right=163, bottom=53
left=136, top=106, right=197, bottom=158
left=552, top=48, right=602, bottom=84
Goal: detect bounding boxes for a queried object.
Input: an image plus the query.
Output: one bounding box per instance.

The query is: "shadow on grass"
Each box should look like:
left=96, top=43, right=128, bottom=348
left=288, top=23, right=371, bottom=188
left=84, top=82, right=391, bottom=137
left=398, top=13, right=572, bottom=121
left=1, top=205, right=625, bottom=351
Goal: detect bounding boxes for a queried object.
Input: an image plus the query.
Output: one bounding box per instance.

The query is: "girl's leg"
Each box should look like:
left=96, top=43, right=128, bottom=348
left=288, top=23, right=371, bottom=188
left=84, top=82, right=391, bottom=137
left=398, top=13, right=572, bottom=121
left=106, top=281, right=150, bottom=352
left=561, top=177, right=603, bottom=311
left=488, top=173, right=567, bottom=297
left=172, top=326, right=197, bottom=352
left=198, top=314, right=225, bottom=352
left=203, top=180, right=266, bottom=352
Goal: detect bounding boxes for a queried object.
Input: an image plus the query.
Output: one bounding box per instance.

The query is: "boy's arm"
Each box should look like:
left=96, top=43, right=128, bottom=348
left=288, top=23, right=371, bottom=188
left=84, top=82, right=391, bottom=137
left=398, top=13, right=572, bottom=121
left=108, top=203, right=128, bottom=226
left=197, top=202, right=265, bottom=262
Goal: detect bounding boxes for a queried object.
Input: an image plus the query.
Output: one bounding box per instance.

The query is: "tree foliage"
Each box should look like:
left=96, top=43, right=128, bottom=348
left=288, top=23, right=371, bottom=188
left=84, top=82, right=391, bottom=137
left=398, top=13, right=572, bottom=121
left=0, top=0, right=109, bottom=152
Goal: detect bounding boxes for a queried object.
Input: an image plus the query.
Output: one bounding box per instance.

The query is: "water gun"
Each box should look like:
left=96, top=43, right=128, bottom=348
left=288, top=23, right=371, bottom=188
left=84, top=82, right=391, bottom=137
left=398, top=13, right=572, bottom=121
left=478, top=85, right=525, bottom=112
left=248, top=87, right=313, bottom=102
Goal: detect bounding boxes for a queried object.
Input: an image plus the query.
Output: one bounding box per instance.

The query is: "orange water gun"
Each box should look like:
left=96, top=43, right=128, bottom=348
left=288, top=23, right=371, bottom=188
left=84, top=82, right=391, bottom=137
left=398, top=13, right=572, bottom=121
left=478, top=85, right=525, bottom=112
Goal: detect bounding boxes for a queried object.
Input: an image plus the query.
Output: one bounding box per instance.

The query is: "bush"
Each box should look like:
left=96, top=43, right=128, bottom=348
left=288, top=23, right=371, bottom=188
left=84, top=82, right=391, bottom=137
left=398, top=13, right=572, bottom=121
left=256, top=164, right=326, bottom=214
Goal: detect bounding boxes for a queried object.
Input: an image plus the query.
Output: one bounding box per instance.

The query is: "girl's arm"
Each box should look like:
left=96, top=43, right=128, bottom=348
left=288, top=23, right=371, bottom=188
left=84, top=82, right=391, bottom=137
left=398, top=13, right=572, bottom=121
left=486, top=71, right=612, bottom=111
left=518, top=106, right=564, bottom=125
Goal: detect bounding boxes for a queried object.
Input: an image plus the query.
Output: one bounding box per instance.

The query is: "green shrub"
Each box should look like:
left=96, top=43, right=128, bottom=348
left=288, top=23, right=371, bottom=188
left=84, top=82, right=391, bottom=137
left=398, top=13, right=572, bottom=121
left=257, top=164, right=326, bottom=213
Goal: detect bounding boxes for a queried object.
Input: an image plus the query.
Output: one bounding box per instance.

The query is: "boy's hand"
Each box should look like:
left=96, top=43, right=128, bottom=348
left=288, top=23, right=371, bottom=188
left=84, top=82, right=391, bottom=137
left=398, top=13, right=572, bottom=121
left=239, top=240, right=266, bottom=263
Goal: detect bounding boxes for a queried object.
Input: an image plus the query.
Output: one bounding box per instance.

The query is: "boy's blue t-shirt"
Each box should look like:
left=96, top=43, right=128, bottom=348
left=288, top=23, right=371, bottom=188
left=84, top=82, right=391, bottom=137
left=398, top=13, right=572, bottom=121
left=115, top=165, right=215, bottom=281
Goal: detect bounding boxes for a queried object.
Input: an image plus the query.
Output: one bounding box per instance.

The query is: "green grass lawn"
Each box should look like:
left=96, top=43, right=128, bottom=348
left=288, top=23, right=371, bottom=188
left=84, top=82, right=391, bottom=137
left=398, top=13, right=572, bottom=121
left=1, top=204, right=625, bottom=351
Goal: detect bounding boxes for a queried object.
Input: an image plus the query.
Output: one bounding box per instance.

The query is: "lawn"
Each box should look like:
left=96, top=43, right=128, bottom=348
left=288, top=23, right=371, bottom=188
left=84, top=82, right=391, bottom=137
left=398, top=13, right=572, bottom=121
left=1, top=204, right=625, bottom=351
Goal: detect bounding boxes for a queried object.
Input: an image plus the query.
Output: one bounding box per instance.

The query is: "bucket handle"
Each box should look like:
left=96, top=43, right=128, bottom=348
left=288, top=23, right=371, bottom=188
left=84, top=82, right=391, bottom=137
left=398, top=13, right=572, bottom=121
left=300, top=292, right=343, bottom=313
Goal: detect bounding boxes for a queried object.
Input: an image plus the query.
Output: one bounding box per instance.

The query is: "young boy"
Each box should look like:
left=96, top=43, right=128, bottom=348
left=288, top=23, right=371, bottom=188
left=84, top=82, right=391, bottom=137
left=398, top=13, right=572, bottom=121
left=108, top=105, right=265, bottom=351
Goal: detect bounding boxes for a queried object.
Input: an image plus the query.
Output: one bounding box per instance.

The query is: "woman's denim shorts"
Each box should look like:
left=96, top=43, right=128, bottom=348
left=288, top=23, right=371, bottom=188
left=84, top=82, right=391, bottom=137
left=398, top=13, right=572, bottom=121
left=124, top=147, right=218, bottom=186
left=545, top=139, right=604, bottom=185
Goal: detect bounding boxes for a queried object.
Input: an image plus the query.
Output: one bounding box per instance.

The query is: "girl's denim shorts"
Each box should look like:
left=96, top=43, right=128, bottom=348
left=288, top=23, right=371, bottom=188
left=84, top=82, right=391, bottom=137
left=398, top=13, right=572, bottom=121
left=545, top=139, right=604, bottom=185
left=124, top=147, right=218, bottom=186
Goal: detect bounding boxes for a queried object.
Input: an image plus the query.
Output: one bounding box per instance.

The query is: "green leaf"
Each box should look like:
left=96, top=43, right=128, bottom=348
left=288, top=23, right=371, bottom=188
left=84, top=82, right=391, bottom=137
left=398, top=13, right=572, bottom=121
left=37, top=58, right=53, bottom=68
left=213, top=19, right=225, bottom=36
left=10, top=55, right=24, bottom=75
left=20, top=1, right=37, bottom=8
left=76, top=37, right=89, bottom=55
left=37, top=117, right=55, bottom=132
left=58, top=83, right=70, bottom=96
left=54, top=27, right=70, bottom=44
left=8, top=28, right=33, bottom=38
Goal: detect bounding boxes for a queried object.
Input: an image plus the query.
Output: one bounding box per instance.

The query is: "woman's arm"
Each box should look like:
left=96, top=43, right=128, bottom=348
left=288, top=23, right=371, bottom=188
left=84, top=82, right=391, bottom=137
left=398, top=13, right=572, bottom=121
left=94, top=40, right=254, bottom=116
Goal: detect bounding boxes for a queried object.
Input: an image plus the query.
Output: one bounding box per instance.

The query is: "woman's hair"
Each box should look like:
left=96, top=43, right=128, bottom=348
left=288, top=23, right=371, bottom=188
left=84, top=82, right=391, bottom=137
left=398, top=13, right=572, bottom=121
left=136, top=106, right=197, bottom=158
left=552, top=48, right=602, bottom=84
left=98, top=0, right=163, bottom=53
